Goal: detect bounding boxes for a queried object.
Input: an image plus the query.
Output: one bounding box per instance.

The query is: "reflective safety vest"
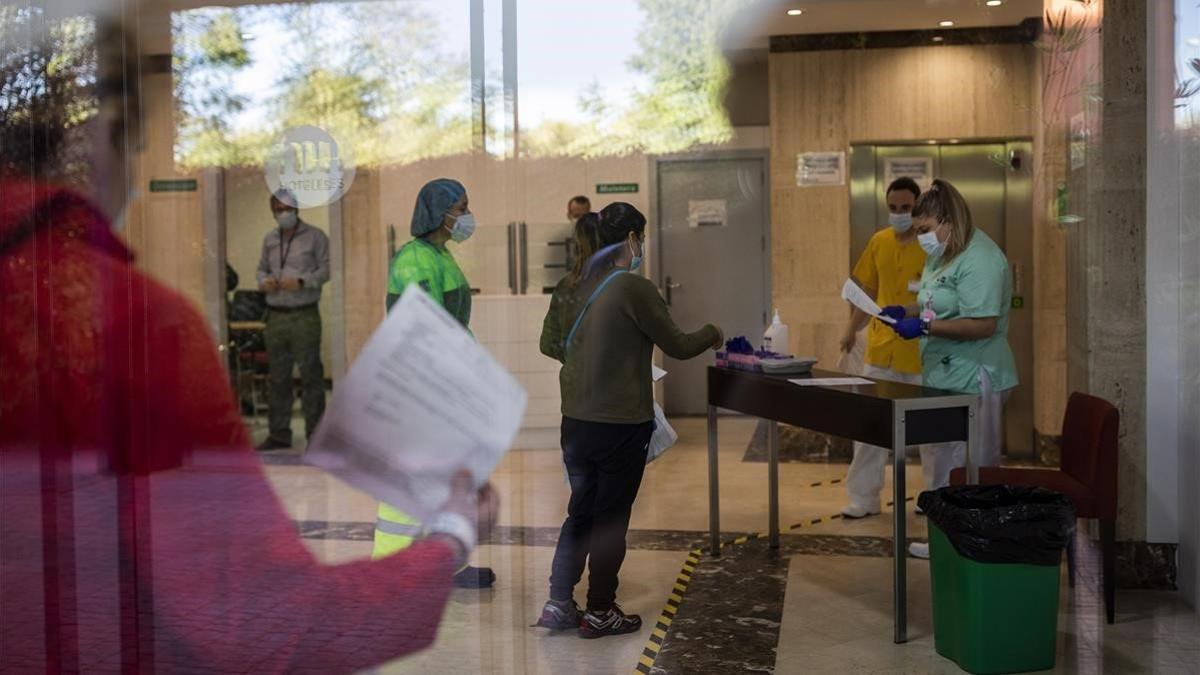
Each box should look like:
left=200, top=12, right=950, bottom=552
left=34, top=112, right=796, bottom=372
left=372, top=503, right=424, bottom=559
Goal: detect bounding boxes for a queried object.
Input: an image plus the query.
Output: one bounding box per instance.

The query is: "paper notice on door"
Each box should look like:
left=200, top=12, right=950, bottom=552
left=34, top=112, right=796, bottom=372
left=305, top=285, right=528, bottom=522
left=841, top=278, right=896, bottom=324
left=883, top=157, right=933, bottom=192
left=652, top=365, right=668, bottom=382
left=687, top=199, right=727, bottom=228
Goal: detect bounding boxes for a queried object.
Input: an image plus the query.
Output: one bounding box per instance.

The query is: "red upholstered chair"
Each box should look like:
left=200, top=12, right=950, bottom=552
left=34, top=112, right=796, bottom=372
left=950, top=392, right=1119, bottom=624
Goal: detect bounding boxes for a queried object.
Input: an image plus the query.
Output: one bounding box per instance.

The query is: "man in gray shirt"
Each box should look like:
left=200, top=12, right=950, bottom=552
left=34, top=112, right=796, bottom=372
left=255, top=189, right=330, bottom=450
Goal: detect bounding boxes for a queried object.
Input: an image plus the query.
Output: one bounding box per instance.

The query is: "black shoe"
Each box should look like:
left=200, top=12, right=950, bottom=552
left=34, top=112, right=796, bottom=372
left=579, top=604, right=641, bottom=639
left=255, top=437, right=292, bottom=451
left=453, top=566, right=496, bottom=589
left=532, top=598, right=580, bottom=630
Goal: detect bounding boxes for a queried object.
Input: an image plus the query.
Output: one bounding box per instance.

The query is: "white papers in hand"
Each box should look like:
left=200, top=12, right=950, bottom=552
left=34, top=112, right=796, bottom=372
left=305, top=286, right=528, bottom=522
left=841, top=279, right=895, bottom=324
left=652, top=365, right=668, bottom=382
left=789, top=377, right=875, bottom=387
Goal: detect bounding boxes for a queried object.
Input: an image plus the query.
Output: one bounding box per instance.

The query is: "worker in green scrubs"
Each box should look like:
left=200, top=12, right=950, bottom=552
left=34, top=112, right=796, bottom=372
left=885, top=178, right=1018, bottom=559
left=375, top=178, right=494, bottom=589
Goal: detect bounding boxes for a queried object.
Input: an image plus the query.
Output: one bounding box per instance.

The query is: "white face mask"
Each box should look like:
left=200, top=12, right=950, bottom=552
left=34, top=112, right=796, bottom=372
left=276, top=211, right=298, bottom=230
left=888, top=212, right=913, bottom=233
left=918, top=229, right=946, bottom=258
left=110, top=188, right=139, bottom=232
left=447, top=212, right=476, bottom=242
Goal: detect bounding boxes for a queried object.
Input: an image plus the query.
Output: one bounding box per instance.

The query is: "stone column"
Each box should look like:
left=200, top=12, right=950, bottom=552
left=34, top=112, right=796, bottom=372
left=1065, top=0, right=1148, bottom=544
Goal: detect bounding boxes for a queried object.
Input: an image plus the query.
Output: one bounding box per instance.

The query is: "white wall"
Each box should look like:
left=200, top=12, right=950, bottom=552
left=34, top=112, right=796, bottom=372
left=1148, top=0, right=1198, bottom=607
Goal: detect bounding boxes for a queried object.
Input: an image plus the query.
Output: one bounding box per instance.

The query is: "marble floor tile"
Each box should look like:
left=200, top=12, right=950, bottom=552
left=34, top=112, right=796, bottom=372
left=249, top=412, right=1198, bottom=674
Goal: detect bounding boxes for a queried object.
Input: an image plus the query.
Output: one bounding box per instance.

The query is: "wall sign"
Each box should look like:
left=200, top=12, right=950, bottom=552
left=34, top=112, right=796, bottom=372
left=596, top=182, right=639, bottom=194
left=883, top=157, right=933, bottom=191
left=149, top=179, right=198, bottom=193
left=796, top=151, right=845, bottom=186
left=687, top=199, right=728, bottom=228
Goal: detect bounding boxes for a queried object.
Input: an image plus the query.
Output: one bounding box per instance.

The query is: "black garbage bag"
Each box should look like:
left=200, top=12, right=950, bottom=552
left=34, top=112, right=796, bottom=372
left=918, top=485, right=1076, bottom=566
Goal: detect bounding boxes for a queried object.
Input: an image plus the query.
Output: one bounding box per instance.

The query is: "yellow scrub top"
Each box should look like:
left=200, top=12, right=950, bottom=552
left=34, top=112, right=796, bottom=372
left=852, top=227, right=926, bottom=374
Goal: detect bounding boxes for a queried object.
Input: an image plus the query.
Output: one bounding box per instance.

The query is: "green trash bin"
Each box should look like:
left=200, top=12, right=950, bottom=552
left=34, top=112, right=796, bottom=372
left=921, top=485, right=1075, bottom=675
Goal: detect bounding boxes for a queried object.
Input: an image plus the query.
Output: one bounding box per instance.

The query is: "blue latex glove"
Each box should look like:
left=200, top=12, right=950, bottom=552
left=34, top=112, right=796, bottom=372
left=879, top=305, right=907, bottom=323
left=892, top=317, right=925, bottom=340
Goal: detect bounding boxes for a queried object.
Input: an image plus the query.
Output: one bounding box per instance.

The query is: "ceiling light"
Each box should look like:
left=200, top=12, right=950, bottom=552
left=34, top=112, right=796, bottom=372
left=787, top=8, right=803, bottom=16
left=926, top=140, right=938, bottom=144
left=986, top=0, right=1003, bottom=6
left=1189, top=37, right=1200, bottom=47
left=932, top=36, right=945, bottom=42
left=939, top=20, right=955, bottom=27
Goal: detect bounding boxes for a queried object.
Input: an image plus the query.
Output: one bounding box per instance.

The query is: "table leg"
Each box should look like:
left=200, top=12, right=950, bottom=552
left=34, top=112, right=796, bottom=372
left=893, top=409, right=908, bottom=644
left=708, top=405, right=721, bottom=556
left=966, top=399, right=980, bottom=484
left=768, top=420, right=780, bottom=549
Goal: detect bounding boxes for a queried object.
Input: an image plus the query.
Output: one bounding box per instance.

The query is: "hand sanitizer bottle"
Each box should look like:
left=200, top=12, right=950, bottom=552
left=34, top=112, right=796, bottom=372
left=762, top=309, right=790, bottom=354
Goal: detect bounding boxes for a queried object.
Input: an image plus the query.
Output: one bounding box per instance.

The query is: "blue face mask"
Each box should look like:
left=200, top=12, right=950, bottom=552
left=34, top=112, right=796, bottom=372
left=918, top=230, right=946, bottom=258
left=629, top=238, right=643, bottom=271
left=888, top=212, right=913, bottom=233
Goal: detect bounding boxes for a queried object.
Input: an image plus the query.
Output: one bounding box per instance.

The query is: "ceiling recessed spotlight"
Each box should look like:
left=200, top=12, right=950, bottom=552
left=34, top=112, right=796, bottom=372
left=986, top=0, right=1003, bottom=6
left=787, top=8, right=803, bottom=16
left=932, top=36, right=945, bottom=42
left=926, top=140, right=938, bottom=145
left=1189, top=37, right=1200, bottom=47
left=939, top=20, right=955, bottom=27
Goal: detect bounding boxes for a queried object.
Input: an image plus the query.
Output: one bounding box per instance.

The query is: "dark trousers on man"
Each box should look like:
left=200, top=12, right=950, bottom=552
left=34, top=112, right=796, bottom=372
left=264, top=304, right=325, bottom=445
left=549, top=417, right=653, bottom=612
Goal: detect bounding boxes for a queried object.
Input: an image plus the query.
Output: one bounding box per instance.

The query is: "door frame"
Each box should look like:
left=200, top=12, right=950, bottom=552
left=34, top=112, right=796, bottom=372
left=647, top=149, right=773, bottom=324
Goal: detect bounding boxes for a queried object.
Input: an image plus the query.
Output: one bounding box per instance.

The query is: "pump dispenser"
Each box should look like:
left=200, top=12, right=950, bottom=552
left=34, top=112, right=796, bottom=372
left=762, top=309, right=790, bottom=354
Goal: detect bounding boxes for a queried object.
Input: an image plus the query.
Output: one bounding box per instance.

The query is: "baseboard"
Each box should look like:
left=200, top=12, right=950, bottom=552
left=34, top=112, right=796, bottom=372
left=1115, top=540, right=1178, bottom=590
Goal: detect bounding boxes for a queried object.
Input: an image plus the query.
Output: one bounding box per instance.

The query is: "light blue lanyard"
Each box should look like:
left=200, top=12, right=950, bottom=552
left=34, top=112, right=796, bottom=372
left=563, top=270, right=627, bottom=354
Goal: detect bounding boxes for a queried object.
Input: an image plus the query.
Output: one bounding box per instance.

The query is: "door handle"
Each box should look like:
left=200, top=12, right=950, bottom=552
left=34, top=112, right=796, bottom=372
left=665, top=276, right=682, bottom=305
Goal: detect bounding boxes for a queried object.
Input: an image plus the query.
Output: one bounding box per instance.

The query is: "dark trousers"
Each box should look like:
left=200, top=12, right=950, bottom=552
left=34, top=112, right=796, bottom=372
left=264, top=305, right=325, bottom=443
left=549, top=417, right=653, bottom=612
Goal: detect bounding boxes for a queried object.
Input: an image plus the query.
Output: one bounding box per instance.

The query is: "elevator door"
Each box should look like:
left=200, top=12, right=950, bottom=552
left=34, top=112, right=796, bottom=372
left=849, top=141, right=1034, bottom=457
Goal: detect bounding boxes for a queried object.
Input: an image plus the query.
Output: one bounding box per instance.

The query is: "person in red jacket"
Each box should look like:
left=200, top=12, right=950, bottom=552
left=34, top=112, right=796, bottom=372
left=0, top=10, right=496, bottom=673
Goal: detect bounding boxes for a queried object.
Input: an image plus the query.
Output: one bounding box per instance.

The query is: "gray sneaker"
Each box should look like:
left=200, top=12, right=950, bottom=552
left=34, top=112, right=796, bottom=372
left=533, top=599, right=580, bottom=631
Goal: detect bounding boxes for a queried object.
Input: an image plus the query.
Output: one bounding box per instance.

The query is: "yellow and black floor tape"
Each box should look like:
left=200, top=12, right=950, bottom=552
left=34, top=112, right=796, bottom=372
left=634, top=548, right=701, bottom=674
left=723, top=496, right=916, bottom=550
left=632, top=496, right=915, bottom=673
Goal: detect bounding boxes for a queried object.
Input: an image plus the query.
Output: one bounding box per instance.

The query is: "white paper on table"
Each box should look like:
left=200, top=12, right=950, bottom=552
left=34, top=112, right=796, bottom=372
left=841, top=278, right=896, bottom=324
left=652, top=365, right=668, bottom=382
left=305, top=286, right=528, bottom=523
left=789, top=377, right=876, bottom=387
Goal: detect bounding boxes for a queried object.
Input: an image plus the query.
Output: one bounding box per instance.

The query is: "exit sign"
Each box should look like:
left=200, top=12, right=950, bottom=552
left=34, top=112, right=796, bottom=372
left=149, top=179, right=198, bottom=193
left=596, top=182, right=639, bottom=194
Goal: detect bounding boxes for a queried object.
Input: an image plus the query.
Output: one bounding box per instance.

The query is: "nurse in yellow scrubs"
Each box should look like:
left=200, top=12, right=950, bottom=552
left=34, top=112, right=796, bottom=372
left=887, top=178, right=1018, bottom=558
left=838, top=177, right=929, bottom=519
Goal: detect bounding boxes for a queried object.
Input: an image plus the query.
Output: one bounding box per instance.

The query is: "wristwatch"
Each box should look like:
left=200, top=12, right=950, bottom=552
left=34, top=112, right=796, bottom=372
left=919, top=309, right=935, bottom=336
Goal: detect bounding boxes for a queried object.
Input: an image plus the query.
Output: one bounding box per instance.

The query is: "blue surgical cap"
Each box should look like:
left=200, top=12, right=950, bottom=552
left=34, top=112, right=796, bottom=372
left=411, top=178, right=467, bottom=237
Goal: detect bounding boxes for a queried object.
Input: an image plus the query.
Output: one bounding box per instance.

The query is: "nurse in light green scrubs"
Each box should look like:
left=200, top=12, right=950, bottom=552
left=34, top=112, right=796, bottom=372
left=885, top=179, right=1017, bottom=557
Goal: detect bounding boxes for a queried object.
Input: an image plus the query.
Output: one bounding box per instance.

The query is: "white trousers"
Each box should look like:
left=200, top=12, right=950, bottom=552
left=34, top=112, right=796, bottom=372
left=925, top=368, right=1007, bottom=490
left=845, top=365, right=929, bottom=508
left=845, top=366, right=1007, bottom=508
